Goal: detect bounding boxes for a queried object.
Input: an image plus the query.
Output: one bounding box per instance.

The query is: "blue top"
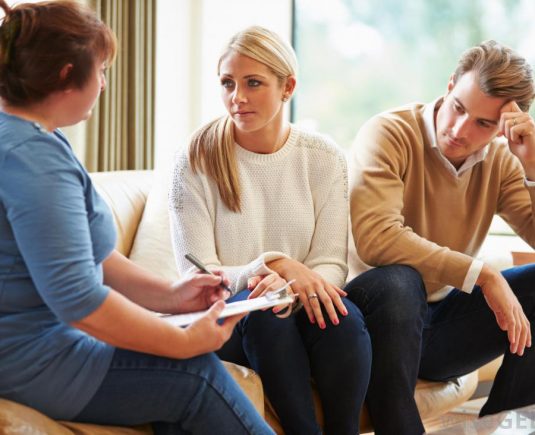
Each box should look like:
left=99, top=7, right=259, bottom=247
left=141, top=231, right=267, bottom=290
left=0, top=112, right=116, bottom=419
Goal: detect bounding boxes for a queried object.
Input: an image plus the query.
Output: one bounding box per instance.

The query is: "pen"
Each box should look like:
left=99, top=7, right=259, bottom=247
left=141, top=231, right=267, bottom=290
left=185, top=253, right=233, bottom=293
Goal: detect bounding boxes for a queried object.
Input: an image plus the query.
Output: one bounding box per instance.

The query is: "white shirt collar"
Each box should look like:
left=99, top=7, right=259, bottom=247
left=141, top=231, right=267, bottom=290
left=423, top=97, right=489, bottom=177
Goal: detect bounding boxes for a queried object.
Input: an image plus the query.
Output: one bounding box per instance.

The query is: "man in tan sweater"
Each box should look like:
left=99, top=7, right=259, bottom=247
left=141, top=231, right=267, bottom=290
left=347, top=40, right=535, bottom=435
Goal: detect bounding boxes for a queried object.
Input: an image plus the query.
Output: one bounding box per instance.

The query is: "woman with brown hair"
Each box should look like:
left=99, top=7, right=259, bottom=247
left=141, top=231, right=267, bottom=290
left=0, top=2, right=272, bottom=433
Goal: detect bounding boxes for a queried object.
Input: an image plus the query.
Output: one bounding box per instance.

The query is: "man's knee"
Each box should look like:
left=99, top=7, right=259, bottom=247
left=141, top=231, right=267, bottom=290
left=501, top=264, right=535, bottom=321
left=346, top=264, right=427, bottom=323
left=504, top=264, right=535, bottom=301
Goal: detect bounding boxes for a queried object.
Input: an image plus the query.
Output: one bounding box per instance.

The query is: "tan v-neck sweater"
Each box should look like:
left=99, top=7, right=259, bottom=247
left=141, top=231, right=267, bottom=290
left=349, top=102, right=535, bottom=295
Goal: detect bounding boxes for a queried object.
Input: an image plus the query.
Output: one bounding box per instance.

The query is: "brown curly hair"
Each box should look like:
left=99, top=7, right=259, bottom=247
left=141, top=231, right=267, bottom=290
left=0, top=0, right=116, bottom=106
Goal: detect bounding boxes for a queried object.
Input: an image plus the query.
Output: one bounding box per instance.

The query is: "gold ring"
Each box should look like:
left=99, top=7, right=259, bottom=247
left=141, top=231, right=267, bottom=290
left=307, top=293, right=318, bottom=300
left=513, top=118, right=517, bottom=127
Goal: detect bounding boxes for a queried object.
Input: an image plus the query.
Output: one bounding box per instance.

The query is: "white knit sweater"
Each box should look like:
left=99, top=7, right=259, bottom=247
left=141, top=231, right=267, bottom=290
left=169, top=125, right=349, bottom=293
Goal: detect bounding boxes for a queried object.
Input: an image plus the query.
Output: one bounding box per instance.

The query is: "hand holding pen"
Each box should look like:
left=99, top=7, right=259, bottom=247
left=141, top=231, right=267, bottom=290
left=185, top=253, right=233, bottom=293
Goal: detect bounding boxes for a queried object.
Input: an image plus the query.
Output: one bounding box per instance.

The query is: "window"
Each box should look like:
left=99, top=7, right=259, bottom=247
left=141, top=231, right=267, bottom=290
left=293, top=0, right=535, bottom=149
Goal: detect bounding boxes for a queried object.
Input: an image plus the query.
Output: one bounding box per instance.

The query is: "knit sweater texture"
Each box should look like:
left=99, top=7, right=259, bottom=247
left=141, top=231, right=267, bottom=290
left=170, top=125, right=349, bottom=292
left=349, top=102, right=535, bottom=296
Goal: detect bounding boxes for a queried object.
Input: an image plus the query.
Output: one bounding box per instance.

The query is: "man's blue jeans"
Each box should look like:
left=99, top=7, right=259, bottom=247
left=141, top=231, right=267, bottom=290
left=74, top=348, right=274, bottom=435
left=218, top=290, right=372, bottom=435
left=346, top=264, right=535, bottom=435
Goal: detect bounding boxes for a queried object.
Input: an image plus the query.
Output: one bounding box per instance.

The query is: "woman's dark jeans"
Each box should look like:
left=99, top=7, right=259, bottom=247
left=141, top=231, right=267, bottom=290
left=218, top=289, right=372, bottom=435
left=74, top=349, right=274, bottom=435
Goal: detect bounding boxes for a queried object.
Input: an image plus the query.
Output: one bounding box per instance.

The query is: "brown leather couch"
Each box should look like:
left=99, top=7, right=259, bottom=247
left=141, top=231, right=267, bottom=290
left=0, top=170, right=484, bottom=434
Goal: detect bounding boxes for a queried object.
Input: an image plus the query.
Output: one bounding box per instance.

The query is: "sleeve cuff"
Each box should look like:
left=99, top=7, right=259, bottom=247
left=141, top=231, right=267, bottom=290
left=253, top=251, right=290, bottom=276
left=460, top=259, right=484, bottom=293
left=524, top=178, right=535, bottom=187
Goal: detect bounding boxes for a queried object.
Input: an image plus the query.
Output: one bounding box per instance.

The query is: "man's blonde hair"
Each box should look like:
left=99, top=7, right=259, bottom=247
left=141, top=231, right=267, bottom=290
left=189, top=26, right=297, bottom=212
left=453, top=40, right=534, bottom=112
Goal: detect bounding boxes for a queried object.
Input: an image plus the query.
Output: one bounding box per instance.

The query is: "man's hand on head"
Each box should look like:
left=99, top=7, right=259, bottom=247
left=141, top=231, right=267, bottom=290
left=499, top=100, right=535, bottom=180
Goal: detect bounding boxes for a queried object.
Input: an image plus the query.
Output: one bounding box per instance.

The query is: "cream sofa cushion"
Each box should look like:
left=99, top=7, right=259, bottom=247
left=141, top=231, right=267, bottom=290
left=91, top=170, right=154, bottom=257
left=128, top=169, right=179, bottom=282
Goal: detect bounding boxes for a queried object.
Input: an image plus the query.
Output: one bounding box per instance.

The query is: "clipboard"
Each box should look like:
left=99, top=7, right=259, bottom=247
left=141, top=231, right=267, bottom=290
left=161, top=280, right=296, bottom=327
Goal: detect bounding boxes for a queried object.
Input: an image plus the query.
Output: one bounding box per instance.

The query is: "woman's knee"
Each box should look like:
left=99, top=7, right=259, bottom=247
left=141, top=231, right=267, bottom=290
left=339, top=299, right=368, bottom=338
left=244, top=307, right=293, bottom=329
left=241, top=310, right=301, bottom=354
left=314, top=301, right=371, bottom=361
left=159, top=352, right=229, bottom=385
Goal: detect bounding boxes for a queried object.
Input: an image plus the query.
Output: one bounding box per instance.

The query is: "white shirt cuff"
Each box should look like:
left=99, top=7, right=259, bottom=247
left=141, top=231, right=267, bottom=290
left=460, top=259, right=484, bottom=293
left=524, top=178, right=535, bottom=187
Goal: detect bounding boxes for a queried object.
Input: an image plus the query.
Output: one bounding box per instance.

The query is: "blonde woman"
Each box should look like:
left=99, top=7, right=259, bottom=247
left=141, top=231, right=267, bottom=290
left=170, top=26, right=371, bottom=434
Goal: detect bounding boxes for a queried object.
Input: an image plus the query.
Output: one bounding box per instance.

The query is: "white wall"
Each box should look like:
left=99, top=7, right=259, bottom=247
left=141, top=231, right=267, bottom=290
left=154, top=0, right=293, bottom=169
left=3, top=0, right=292, bottom=167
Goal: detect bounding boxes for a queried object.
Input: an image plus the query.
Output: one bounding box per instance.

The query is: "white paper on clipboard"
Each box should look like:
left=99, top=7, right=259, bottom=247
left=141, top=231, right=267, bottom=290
left=161, top=280, right=296, bottom=327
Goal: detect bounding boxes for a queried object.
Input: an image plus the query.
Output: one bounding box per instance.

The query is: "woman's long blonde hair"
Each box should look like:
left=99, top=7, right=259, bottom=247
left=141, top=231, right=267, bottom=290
left=189, top=26, right=297, bottom=212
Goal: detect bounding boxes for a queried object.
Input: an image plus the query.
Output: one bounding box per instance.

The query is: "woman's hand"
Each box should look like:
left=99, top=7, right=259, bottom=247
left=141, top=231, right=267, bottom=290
left=268, top=258, right=348, bottom=328
left=184, top=301, right=246, bottom=355
left=170, top=271, right=231, bottom=314
left=247, top=273, right=292, bottom=314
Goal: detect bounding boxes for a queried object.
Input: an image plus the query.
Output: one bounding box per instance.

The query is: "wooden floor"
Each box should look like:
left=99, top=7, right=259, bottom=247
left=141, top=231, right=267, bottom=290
left=425, top=398, right=485, bottom=433
left=362, top=398, right=486, bottom=434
